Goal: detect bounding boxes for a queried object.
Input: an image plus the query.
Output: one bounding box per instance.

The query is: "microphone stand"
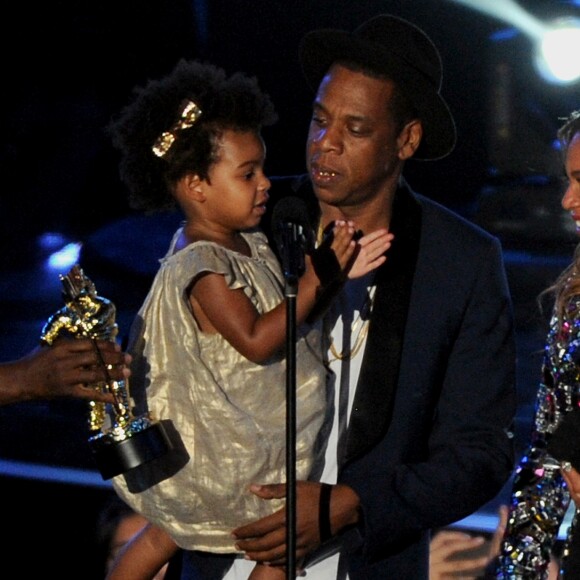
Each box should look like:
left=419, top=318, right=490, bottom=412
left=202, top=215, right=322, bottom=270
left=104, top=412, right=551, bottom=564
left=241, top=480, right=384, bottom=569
left=272, top=201, right=309, bottom=579
left=275, top=221, right=306, bottom=580
left=284, top=272, right=298, bottom=580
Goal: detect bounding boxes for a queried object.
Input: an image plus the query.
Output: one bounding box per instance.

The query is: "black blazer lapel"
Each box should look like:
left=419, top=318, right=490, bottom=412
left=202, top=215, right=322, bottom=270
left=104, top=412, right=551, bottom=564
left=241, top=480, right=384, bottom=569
left=342, top=184, right=422, bottom=467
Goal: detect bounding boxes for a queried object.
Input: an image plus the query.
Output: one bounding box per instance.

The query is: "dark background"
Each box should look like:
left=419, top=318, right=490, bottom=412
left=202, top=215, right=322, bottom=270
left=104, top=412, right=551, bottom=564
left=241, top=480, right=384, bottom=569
left=1, top=1, right=580, bottom=577
left=1, top=0, right=579, bottom=246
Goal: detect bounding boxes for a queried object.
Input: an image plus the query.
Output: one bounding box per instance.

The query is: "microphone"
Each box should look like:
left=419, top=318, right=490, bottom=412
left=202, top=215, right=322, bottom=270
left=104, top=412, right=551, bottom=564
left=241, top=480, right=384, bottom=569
left=271, top=197, right=312, bottom=291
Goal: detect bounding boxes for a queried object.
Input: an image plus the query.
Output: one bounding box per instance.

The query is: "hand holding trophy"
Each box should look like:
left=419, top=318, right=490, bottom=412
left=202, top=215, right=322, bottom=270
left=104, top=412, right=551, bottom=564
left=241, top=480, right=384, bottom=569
left=40, top=264, right=171, bottom=479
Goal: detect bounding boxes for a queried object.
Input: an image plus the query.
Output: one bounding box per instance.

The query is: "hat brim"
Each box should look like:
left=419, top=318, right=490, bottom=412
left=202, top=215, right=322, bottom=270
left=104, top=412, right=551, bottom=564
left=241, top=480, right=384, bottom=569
left=299, top=30, right=456, bottom=161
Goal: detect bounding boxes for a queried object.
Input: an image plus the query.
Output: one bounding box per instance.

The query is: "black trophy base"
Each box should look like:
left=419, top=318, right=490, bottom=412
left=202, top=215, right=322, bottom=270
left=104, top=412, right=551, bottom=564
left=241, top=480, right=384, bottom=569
left=90, top=421, right=172, bottom=480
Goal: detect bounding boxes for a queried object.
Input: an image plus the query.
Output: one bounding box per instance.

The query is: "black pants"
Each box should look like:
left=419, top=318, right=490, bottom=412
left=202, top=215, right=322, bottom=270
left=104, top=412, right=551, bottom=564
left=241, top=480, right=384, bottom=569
left=165, top=550, right=235, bottom=580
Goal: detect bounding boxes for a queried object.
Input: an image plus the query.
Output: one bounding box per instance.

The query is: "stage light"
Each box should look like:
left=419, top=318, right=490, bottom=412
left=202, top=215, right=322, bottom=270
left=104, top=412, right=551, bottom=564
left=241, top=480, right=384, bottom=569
left=449, top=0, right=580, bottom=85
left=448, top=0, right=545, bottom=38
left=534, top=17, right=580, bottom=84
left=47, top=242, right=82, bottom=271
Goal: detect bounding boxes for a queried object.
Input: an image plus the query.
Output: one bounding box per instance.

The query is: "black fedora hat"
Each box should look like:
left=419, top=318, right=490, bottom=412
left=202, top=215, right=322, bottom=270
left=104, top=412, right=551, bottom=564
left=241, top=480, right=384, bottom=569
left=299, top=14, right=456, bottom=161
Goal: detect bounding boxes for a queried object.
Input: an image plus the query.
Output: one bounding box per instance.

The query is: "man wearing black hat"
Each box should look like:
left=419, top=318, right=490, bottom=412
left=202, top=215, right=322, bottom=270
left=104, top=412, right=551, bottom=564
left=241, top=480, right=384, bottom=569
left=177, top=13, right=517, bottom=579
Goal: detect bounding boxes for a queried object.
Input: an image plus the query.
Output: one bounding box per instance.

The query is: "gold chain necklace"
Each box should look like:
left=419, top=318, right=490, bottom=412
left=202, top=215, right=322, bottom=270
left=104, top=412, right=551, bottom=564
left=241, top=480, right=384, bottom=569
left=316, top=220, right=325, bottom=246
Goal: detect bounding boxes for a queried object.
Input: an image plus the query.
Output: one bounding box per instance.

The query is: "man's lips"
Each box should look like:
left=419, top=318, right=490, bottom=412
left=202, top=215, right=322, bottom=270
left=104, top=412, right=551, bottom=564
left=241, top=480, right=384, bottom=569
left=310, top=164, right=339, bottom=184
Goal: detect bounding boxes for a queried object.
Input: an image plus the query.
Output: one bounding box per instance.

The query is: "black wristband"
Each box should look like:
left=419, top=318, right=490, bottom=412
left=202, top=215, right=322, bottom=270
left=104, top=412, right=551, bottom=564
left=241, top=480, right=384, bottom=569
left=319, top=483, right=333, bottom=544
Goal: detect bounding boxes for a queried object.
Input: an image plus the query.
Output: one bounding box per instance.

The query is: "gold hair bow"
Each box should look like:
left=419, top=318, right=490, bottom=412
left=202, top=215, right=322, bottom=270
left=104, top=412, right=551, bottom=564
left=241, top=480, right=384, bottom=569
left=152, top=99, right=203, bottom=158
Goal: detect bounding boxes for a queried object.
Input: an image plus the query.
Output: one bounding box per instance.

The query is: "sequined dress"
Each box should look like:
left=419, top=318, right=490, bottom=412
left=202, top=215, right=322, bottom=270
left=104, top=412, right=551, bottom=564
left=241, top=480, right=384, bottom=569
left=113, top=227, right=327, bottom=553
left=496, top=297, right=580, bottom=578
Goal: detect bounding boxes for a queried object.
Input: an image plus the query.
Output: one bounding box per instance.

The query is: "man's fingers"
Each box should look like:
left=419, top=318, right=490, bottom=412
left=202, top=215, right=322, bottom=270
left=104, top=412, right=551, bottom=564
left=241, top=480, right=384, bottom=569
left=70, top=385, right=115, bottom=403
left=234, top=527, right=286, bottom=559
left=248, top=483, right=288, bottom=500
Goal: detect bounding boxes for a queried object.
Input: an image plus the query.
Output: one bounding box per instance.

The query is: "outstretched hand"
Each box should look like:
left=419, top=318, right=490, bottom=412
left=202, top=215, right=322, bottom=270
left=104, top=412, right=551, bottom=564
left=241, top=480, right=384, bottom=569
left=312, top=222, right=393, bottom=283
left=310, top=220, right=356, bottom=287
left=347, top=228, right=392, bottom=279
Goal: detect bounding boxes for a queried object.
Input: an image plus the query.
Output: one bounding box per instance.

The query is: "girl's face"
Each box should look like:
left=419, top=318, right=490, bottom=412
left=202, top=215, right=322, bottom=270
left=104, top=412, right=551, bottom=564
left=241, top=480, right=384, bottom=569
left=203, top=129, right=271, bottom=232
left=561, top=131, right=580, bottom=235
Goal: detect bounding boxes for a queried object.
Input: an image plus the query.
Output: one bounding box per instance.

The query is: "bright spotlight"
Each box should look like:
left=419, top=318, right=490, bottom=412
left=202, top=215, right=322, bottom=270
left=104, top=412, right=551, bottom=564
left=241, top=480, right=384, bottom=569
left=448, top=0, right=580, bottom=84
left=535, top=17, right=580, bottom=84
left=47, top=242, right=82, bottom=271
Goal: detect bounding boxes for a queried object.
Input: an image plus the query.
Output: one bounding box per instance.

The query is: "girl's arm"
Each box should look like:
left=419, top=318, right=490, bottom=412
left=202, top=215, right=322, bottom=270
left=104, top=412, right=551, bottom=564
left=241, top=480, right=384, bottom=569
left=190, top=222, right=392, bottom=363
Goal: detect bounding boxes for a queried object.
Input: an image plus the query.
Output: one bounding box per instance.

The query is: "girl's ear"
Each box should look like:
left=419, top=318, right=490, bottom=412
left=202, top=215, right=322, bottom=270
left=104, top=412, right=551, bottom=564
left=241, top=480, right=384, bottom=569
left=186, top=173, right=206, bottom=201
left=174, top=173, right=205, bottom=205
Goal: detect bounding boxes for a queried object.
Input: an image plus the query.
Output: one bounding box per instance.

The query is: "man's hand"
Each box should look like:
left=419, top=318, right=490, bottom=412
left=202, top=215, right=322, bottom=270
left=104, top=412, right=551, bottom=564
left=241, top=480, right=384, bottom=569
left=232, top=481, right=360, bottom=566
left=233, top=481, right=321, bottom=566
left=4, top=339, right=131, bottom=405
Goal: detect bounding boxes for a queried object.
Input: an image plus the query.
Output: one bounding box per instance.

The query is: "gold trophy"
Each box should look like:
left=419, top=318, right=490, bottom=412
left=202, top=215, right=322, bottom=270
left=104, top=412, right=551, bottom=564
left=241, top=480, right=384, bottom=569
left=40, top=264, right=171, bottom=479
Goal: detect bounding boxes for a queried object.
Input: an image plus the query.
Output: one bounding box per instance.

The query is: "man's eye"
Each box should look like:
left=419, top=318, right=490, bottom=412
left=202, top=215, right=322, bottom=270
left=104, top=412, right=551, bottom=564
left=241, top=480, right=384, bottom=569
left=348, top=125, right=368, bottom=136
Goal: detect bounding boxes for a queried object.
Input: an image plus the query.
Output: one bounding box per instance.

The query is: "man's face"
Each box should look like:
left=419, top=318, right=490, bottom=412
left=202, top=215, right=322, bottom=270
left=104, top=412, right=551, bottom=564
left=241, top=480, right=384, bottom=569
left=306, top=63, right=407, bottom=213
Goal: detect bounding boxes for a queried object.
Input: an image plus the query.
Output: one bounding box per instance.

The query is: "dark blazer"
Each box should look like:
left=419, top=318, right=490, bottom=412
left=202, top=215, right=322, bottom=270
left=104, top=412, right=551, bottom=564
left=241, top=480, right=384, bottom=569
left=266, top=175, right=517, bottom=579
left=177, top=174, right=517, bottom=579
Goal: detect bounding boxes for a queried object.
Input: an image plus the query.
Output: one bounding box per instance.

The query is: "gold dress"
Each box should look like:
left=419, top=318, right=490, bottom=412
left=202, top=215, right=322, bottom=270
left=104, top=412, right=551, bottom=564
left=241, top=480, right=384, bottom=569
left=113, top=227, right=327, bottom=552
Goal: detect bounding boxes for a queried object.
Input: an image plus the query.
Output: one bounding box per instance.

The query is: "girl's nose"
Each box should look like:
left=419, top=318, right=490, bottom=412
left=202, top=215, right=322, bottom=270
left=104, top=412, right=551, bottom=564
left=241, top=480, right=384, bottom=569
left=260, top=175, right=271, bottom=192
left=562, top=183, right=580, bottom=211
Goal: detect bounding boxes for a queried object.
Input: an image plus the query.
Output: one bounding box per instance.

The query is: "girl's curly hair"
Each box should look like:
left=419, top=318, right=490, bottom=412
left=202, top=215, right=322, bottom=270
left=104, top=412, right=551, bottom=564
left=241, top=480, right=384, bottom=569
left=108, top=59, right=278, bottom=212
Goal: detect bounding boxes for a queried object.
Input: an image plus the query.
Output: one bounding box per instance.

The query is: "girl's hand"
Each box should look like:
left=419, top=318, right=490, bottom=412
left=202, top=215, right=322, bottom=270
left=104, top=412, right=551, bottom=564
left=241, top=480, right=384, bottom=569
left=348, top=229, right=393, bottom=279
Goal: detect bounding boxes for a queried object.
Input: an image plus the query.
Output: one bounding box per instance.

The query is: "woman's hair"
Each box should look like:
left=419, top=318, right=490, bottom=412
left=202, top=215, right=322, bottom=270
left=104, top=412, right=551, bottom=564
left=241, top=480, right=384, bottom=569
left=541, top=110, right=580, bottom=323
left=108, top=59, right=278, bottom=212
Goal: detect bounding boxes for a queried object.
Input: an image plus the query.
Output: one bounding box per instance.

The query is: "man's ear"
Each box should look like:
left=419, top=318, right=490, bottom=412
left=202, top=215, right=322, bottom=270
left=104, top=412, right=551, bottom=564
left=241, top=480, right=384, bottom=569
left=397, top=119, right=423, bottom=160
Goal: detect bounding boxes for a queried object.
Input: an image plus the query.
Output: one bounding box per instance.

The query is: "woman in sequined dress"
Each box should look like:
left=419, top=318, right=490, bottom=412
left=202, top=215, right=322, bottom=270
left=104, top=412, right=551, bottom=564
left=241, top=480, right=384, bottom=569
left=495, top=110, right=580, bottom=578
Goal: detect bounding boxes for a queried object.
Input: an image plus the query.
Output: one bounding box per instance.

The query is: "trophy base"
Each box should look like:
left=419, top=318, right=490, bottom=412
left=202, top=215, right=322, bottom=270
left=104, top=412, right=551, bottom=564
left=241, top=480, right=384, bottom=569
left=89, top=421, right=172, bottom=480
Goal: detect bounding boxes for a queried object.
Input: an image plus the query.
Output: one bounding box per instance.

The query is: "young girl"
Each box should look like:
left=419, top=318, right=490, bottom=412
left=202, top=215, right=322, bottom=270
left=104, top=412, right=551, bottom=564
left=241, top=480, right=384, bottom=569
left=107, top=59, right=392, bottom=579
